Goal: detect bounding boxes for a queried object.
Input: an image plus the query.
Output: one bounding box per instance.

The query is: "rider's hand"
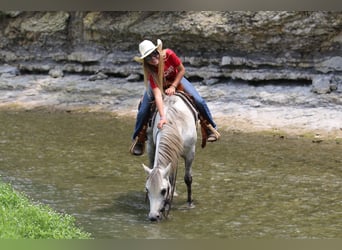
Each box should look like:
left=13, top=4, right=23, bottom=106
left=157, top=117, right=167, bottom=129
left=165, top=86, right=176, bottom=96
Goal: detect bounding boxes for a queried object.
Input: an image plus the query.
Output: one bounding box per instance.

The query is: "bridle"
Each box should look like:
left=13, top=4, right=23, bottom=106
left=163, top=164, right=178, bottom=218
left=145, top=169, right=177, bottom=219
left=160, top=185, right=171, bottom=218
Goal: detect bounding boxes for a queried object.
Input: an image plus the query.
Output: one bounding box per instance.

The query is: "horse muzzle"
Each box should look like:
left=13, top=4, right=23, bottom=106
left=148, top=200, right=170, bottom=221
left=148, top=211, right=162, bottom=222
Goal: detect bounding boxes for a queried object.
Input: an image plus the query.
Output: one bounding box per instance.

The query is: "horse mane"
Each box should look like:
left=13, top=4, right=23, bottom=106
left=156, top=97, right=184, bottom=173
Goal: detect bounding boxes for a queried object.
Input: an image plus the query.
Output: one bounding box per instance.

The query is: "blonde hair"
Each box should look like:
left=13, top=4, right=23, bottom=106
left=142, top=48, right=165, bottom=95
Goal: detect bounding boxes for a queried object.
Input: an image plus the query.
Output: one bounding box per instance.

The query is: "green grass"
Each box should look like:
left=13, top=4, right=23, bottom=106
left=0, top=182, right=91, bottom=239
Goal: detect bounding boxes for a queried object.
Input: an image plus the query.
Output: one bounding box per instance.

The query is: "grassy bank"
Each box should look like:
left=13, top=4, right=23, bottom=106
left=0, top=181, right=91, bottom=239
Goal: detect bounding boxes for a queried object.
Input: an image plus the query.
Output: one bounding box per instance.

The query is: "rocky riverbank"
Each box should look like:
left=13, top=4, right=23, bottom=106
left=0, top=11, right=341, bottom=139
left=1, top=71, right=342, bottom=140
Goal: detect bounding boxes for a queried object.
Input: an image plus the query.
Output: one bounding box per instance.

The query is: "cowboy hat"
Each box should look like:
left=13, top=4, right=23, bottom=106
left=134, top=39, right=162, bottom=63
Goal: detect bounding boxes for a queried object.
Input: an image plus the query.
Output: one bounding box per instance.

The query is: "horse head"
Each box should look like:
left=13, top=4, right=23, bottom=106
left=143, top=163, right=172, bottom=221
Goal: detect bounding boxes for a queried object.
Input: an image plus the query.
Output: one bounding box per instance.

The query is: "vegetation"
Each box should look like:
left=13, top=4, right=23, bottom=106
left=0, top=182, right=91, bottom=239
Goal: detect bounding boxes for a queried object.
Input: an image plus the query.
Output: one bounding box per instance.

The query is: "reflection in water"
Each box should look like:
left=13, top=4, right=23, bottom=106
left=0, top=110, right=341, bottom=239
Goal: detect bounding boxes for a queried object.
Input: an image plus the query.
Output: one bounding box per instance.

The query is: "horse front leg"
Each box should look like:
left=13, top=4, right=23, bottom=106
left=184, top=174, right=193, bottom=206
left=184, top=156, right=195, bottom=208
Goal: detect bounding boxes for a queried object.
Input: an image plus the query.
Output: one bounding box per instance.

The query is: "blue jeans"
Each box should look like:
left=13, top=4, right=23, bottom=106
left=132, top=77, right=217, bottom=139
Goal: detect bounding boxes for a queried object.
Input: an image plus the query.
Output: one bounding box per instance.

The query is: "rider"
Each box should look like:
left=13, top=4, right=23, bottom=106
left=130, top=39, right=220, bottom=156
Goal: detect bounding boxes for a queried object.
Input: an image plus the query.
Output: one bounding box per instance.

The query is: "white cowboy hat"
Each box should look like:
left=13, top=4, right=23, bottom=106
left=134, top=39, right=162, bottom=63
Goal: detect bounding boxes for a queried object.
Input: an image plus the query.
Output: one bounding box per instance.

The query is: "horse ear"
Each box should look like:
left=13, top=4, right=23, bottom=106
left=142, top=164, right=152, bottom=175
left=161, top=163, right=172, bottom=178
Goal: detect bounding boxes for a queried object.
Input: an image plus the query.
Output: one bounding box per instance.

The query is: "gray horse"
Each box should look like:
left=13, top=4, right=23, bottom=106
left=143, top=93, right=198, bottom=221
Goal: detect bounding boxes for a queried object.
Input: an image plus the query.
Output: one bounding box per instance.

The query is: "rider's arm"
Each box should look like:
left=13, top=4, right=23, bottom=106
left=152, top=87, right=167, bottom=129
left=165, top=63, right=185, bottom=96
left=171, top=63, right=185, bottom=89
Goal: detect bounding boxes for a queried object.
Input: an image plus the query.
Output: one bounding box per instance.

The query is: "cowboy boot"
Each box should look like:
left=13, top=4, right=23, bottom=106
left=130, top=138, right=145, bottom=156
left=129, top=125, right=147, bottom=156
left=207, top=130, right=220, bottom=142
left=199, top=117, right=220, bottom=145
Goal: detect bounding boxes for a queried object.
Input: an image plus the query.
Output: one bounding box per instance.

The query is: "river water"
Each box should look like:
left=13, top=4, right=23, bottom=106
left=0, top=109, right=341, bottom=239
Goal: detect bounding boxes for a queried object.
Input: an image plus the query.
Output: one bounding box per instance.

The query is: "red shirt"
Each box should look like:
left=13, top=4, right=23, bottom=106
left=149, top=49, right=182, bottom=89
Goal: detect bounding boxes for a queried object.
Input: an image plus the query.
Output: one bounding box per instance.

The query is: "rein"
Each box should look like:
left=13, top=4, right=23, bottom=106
left=174, top=92, right=198, bottom=124
left=162, top=165, right=178, bottom=218
left=148, top=91, right=198, bottom=131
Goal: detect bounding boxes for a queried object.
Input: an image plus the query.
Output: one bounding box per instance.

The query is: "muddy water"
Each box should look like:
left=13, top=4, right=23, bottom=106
left=0, top=110, right=341, bottom=239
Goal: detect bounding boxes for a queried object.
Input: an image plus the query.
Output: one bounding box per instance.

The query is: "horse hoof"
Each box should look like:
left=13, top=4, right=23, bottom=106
left=188, top=202, right=195, bottom=209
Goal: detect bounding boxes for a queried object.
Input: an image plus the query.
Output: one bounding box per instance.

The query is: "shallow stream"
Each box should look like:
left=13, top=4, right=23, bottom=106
left=0, top=110, right=341, bottom=239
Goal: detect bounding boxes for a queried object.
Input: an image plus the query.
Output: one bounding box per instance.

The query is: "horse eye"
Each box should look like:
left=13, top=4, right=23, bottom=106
left=161, top=188, right=167, bottom=196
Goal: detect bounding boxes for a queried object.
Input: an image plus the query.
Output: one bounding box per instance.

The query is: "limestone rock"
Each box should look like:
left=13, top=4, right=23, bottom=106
left=0, top=11, right=341, bottom=85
